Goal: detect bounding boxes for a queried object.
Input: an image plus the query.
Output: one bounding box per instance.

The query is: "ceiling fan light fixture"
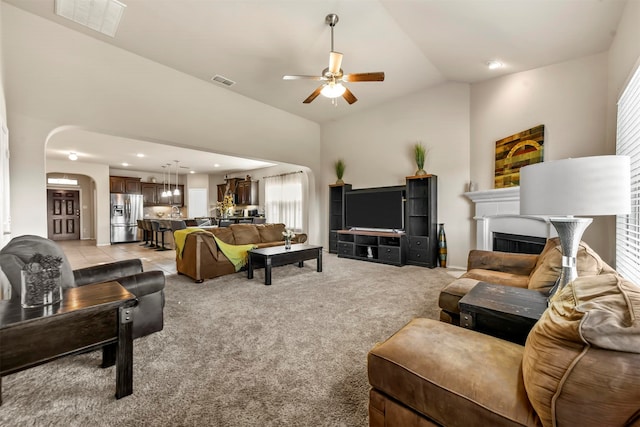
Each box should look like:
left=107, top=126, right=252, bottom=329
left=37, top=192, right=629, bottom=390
left=321, top=82, right=346, bottom=99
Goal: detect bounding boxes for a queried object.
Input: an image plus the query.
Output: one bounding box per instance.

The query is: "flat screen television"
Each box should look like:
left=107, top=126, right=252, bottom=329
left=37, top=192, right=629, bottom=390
left=345, top=186, right=405, bottom=231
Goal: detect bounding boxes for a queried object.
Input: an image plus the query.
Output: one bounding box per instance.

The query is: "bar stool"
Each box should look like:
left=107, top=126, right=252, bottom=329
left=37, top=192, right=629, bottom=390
left=150, top=220, right=171, bottom=251
left=137, top=219, right=150, bottom=246
left=143, top=219, right=156, bottom=248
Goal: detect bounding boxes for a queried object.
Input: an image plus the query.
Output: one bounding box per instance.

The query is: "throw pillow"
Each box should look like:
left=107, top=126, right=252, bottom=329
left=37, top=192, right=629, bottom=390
left=522, top=273, right=640, bottom=427
left=230, top=224, right=261, bottom=245
left=527, top=239, right=609, bottom=291
left=256, top=223, right=285, bottom=243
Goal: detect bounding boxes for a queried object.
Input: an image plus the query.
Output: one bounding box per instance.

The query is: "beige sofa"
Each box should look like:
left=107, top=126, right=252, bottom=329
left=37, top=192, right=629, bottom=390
left=176, top=223, right=307, bottom=282
left=368, top=272, right=640, bottom=427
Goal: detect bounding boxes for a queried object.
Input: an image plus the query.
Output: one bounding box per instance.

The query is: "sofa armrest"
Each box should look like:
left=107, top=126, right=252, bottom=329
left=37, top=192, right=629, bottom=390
left=293, top=233, right=308, bottom=244
left=116, top=270, right=165, bottom=299
left=467, top=250, right=538, bottom=276
left=73, top=259, right=144, bottom=286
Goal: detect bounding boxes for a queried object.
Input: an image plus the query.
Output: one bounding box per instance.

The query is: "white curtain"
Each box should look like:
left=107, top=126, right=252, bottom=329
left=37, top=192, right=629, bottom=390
left=264, top=172, right=303, bottom=231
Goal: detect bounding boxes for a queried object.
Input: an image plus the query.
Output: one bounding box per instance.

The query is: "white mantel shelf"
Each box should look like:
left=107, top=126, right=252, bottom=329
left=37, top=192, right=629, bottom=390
left=464, top=186, right=556, bottom=250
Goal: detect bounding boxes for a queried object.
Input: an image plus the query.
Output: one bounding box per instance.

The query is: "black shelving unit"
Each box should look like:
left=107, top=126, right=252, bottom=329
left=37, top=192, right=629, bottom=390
left=328, top=183, right=352, bottom=253
left=337, top=230, right=406, bottom=266
left=405, top=175, right=438, bottom=267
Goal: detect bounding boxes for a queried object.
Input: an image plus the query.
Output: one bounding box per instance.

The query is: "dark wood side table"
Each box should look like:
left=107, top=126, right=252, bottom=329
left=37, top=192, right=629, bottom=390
left=247, top=244, right=323, bottom=285
left=458, top=282, right=548, bottom=344
left=0, top=281, right=137, bottom=405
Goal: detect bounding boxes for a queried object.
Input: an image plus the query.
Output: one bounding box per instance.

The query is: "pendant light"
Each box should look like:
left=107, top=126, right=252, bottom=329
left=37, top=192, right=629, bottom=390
left=160, top=165, right=167, bottom=197
left=173, top=160, right=181, bottom=196
left=162, top=163, right=171, bottom=198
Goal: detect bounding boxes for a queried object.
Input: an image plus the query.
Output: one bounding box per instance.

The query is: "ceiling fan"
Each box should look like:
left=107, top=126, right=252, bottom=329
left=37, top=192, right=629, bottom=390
left=283, top=13, right=385, bottom=105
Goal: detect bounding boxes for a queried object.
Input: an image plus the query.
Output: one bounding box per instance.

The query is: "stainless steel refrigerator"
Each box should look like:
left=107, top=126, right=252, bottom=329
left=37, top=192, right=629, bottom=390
left=110, top=193, right=144, bottom=243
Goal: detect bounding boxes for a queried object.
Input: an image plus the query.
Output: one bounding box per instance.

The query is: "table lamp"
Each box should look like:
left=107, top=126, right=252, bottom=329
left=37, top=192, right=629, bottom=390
left=519, top=155, right=630, bottom=295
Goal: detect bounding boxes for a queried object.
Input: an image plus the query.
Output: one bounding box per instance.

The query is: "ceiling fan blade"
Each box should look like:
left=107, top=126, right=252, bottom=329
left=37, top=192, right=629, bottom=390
left=303, top=86, right=324, bottom=104
left=283, top=75, right=325, bottom=81
left=329, top=51, right=343, bottom=75
left=342, top=87, right=357, bottom=105
left=342, top=72, right=385, bottom=82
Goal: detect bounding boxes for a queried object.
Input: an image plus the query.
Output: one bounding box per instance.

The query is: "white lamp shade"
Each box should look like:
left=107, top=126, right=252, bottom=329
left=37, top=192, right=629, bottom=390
left=520, top=155, right=631, bottom=216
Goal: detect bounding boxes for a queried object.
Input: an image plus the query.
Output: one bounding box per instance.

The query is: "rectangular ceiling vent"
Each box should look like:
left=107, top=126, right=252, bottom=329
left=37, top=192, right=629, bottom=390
left=55, top=0, right=127, bottom=38
left=211, top=75, right=236, bottom=87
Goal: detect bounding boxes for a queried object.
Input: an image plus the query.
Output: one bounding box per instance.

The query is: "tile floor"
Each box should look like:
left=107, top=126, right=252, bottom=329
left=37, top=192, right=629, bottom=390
left=57, top=239, right=177, bottom=274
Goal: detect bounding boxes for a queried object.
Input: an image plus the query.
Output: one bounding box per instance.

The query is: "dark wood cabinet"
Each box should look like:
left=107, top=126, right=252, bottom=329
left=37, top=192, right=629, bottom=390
left=140, top=183, right=184, bottom=206
left=217, top=179, right=258, bottom=205
left=110, top=176, right=141, bottom=194
left=405, top=175, right=438, bottom=268
left=236, top=180, right=258, bottom=205
left=328, top=183, right=351, bottom=253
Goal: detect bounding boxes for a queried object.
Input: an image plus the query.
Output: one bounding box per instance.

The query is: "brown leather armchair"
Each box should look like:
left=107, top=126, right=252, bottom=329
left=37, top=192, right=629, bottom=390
left=368, top=273, right=640, bottom=427
left=438, top=238, right=614, bottom=325
left=0, top=235, right=164, bottom=339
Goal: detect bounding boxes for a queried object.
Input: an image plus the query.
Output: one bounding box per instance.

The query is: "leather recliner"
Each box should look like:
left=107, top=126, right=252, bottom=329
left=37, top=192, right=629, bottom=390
left=0, top=235, right=165, bottom=339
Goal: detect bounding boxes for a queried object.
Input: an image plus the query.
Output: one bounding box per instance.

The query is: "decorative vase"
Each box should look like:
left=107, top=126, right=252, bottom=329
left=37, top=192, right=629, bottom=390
left=438, top=223, right=447, bottom=268
left=21, top=268, right=62, bottom=308
left=336, top=178, right=344, bottom=185
left=415, top=169, right=427, bottom=176
left=284, top=237, right=292, bottom=250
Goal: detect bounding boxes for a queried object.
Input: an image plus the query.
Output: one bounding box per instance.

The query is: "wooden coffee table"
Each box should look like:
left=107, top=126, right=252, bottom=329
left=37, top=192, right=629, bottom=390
left=458, top=282, right=548, bottom=344
left=247, top=244, right=323, bottom=285
left=0, top=281, right=137, bottom=404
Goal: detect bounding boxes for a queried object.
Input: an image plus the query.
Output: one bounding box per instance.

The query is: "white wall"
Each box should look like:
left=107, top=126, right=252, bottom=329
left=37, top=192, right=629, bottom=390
left=2, top=5, right=321, bottom=243
left=321, top=82, right=472, bottom=268
left=470, top=53, right=611, bottom=262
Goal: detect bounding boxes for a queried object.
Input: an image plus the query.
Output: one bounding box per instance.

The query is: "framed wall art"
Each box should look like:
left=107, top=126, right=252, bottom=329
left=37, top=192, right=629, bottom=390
left=494, top=124, right=544, bottom=188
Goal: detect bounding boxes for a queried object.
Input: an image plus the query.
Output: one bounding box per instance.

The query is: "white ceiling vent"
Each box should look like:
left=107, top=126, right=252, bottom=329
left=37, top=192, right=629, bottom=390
left=55, top=0, right=127, bottom=38
left=211, top=75, right=236, bottom=87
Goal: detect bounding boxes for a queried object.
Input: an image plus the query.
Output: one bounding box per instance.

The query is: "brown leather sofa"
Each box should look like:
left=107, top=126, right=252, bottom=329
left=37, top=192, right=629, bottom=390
left=368, top=272, right=640, bottom=427
left=0, top=235, right=165, bottom=339
left=438, top=238, right=614, bottom=325
left=176, top=223, right=307, bottom=282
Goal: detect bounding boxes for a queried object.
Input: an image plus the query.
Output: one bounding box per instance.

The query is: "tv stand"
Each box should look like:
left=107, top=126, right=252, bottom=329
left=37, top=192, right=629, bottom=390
left=336, top=230, right=407, bottom=266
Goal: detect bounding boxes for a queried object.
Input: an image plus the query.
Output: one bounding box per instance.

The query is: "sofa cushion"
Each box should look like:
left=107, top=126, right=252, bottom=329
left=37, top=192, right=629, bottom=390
left=256, top=223, right=286, bottom=243
left=229, top=224, right=261, bottom=245
left=368, top=318, right=540, bottom=427
left=522, top=274, right=640, bottom=427
left=210, top=227, right=235, bottom=245
left=527, top=238, right=609, bottom=291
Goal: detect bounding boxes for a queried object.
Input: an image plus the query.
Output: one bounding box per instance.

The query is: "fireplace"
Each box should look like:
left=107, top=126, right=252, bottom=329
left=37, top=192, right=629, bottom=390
left=465, top=187, right=556, bottom=252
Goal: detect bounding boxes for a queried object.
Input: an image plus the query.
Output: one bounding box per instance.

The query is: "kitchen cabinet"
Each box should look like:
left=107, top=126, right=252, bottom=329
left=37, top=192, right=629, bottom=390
left=110, top=176, right=141, bottom=194
left=217, top=179, right=258, bottom=205
left=141, top=183, right=184, bottom=206
left=236, top=180, right=258, bottom=205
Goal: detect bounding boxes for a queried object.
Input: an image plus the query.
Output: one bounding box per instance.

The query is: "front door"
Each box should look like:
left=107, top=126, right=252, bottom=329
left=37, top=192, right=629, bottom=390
left=47, top=189, right=80, bottom=240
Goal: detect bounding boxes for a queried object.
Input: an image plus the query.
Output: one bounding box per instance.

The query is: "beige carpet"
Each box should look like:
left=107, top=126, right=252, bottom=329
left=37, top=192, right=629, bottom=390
left=0, top=253, right=453, bottom=427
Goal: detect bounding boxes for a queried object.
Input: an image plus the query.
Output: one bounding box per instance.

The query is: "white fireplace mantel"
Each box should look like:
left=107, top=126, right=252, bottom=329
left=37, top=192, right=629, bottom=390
left=464, top=187, right=556, bottom=250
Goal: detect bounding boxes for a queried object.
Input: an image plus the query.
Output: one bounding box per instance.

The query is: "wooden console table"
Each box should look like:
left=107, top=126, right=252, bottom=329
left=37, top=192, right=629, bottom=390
left=459, top=282, right=548, bottom=344
left=0, top=281, right=137, bottom=404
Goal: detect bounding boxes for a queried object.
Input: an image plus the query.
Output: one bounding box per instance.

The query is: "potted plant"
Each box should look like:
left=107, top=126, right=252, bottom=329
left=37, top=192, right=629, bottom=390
left=414, top=142, right=428, bottom=176
left=334, top=159, right=346, bottom=184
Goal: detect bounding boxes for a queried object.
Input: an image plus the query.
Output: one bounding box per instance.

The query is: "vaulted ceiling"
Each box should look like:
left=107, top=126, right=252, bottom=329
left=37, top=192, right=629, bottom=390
left=5, top=0, right=627, bottom=174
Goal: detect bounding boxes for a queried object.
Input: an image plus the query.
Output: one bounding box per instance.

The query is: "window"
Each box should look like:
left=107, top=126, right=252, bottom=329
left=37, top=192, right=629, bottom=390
left=616, top=64, right=640, bottom=284
left=264, top=172, right=303, bottom=232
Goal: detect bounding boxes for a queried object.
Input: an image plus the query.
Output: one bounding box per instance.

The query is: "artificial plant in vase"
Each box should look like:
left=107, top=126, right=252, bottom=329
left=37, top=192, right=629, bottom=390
left=414, top=142, right=428, bottom=176
left=334, top=159, right=346, bottom=184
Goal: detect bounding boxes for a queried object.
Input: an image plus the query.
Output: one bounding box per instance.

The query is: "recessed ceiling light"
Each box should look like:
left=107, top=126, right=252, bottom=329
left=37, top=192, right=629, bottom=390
left=68, top=152, right=78, bottom=161
left=122, top=162, right=129, bottom=167
left=54, top=0, right=127, bottom=38
left=189, top=170, right=195, bottom=174
left=136, top=153, right=144, bottom=158
left=487, top=60, right=503, bottom=70
left=214, top=164, right=220, bottom=168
